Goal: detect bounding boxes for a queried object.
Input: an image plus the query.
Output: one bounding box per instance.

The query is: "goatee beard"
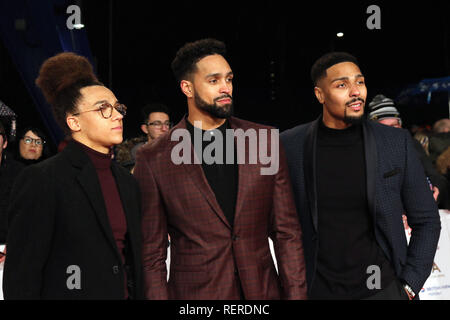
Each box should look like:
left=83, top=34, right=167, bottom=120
left=343, top=114, right=364, bottom=125
left=195, top=93, right=233, bottom=119
left=344, top=98, right=365, bottom=125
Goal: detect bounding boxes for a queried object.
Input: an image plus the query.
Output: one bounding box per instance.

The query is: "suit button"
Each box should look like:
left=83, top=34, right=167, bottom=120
left=234, top=269, right=239, bottom=275
left=112, top=265, right=119, bottom=274
left=232, top=235, right=239, bottom=241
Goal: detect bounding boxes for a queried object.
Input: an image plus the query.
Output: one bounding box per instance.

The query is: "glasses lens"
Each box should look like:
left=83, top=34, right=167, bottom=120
left=35, top=140, right=43, bottom=146
left=115, top=104, right=127, bottom=116
left=24, top=138, right=32, bottom=144
left=100, top=104, right=113, bottom=119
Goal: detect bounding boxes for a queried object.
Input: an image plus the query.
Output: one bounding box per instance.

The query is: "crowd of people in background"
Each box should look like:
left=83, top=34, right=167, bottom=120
left=3, top=98, right=449, bottom=210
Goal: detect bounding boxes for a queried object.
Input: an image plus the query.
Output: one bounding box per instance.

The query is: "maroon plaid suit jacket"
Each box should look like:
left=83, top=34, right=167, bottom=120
left=134, top=116, right=307, bottom=300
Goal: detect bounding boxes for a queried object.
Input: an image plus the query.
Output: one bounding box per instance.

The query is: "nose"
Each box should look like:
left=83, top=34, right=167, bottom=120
left=112, top=107, right=124, bottom=120
left=220, top=79, right=232, bottom=95
left=349, top=83, right=360, bottom=97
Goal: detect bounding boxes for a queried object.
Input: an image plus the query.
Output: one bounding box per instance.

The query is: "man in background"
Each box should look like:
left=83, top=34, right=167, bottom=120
left=368, top=94, right=448, bottom=207
left=115, top=103, right=171, bottom=172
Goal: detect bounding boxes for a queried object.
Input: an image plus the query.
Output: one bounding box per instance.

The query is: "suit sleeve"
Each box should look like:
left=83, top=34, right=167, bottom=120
left=268, top=141, right=308, bottom=299
left=133, top=149, right=169, bottom=300
left=3, top=166, right=55, bottom=299
left=400, top=131, right=441, bottom=294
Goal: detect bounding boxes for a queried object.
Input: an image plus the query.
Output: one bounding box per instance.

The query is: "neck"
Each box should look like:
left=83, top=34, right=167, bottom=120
left=72, top=135, right=110, bottom=154
left=322, top=112, right=353, bottom=130
left=187, top=102, right=226, bottom=130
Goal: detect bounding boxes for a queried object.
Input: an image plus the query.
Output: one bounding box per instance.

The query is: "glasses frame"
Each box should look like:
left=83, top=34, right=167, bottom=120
left=22, top=136, right=45, bottom=146
left=72, top=102, right=127, bottom=119
left=146, top=121, right=173, bottom=129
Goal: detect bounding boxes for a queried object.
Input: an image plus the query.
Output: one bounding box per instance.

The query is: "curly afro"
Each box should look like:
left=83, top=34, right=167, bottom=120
left=35, top=52, right=102, bottom=133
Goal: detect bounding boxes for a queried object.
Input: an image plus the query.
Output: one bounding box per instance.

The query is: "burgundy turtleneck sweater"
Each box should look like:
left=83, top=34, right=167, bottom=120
left=75, top=141, right=128, bottom=299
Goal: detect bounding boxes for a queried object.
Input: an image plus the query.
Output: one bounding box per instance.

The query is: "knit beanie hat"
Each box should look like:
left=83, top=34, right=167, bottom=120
left=368, top=94, right=401, bottom=121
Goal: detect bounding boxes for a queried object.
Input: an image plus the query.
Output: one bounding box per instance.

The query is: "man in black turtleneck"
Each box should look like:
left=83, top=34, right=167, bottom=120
left=135, top=38, right=307, bottom=300
left=281, top=52, right=440, bottom=300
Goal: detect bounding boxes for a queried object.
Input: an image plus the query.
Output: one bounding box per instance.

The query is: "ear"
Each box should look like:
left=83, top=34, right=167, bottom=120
left=141, top=124, right=148, bottom=134
left=66, top=115, right=81, bottom=132
left=180, top=80, right=193, bottom=98
left=314, top=86, right=325, bottom=104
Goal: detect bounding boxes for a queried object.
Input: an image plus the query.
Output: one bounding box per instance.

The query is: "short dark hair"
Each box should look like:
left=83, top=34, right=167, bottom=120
left=18, top=126, right=48, bottom=142
left=311, top=52, right=360, bottom=86
left=141, top=103, right=170, bottom=124
left=171, top=38, right=227, bottom=82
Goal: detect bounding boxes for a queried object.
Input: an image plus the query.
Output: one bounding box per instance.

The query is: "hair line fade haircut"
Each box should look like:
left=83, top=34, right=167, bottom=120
left=171, top=38, right=227, bottom=82
left=310, top=52, right=360, bottom=86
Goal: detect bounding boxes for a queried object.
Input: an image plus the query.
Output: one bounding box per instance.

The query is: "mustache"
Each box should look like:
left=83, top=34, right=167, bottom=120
left=214, top=94, right=233, bottom=102
left=346, top=97, right=365, bottom=106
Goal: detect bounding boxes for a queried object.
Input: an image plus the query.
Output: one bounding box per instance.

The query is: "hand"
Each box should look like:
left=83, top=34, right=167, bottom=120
left=404, top=288, right=414, bottom=300
left=432, top=186, right=440, bottom=202
left=0, top=246, right=6, bottom=264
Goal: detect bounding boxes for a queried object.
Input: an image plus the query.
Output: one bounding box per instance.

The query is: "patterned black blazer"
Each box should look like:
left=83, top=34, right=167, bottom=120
left=281, top=117, right=441, bottom=297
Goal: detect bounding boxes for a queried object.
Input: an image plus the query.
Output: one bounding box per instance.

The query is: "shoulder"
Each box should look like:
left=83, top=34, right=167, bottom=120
left=229, top=117, right=275, bottom=131
left=113, top=160, right=137, bottom=181
left=368, top=120, right=409, bottom=141
left=280, top=121, right=314, bottom=143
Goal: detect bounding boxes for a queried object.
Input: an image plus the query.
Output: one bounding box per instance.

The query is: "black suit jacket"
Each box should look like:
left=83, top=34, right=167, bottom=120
left=3, top=141, right=143, bottom=299
left=281, top=118, right=441, bottom=296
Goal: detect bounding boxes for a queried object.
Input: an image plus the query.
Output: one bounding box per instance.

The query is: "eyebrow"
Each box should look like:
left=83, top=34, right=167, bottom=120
left=205, top=71, right=234, bottom=79
left=331, top=74, right=364, bottom=83
left=93, top=100, right=118, bottom=105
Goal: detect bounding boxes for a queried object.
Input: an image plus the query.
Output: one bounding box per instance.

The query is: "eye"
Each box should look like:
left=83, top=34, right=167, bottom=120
left=337, top=83, right=346, bottom=88
left=209, top=79, right=218, bottom=84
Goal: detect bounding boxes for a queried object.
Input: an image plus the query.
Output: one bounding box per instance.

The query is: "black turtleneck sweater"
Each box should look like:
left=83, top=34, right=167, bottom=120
left=186, top=119, right=238, bottom=227
left=75, top=141, right=128, bottom=299
left=310, top=121, right=396, bottom=300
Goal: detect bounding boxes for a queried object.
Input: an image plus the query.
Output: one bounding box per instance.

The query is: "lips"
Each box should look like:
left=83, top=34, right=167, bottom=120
left=347, top=99, right=364, bottom=112
left=215, top=95, right=232, bottom=104
left=112, top=126, right=123, bottom=131
left=349, top=102, right=362, bottom=111
left=217, top=98, right=232, bottom=104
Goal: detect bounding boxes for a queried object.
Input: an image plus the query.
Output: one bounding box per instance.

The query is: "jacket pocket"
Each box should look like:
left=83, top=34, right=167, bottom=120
left=383, top=168, right=401, bottom=178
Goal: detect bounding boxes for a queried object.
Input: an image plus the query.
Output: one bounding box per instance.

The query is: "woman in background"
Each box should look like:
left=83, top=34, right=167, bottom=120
left=14, top=126, right=50, bottom=165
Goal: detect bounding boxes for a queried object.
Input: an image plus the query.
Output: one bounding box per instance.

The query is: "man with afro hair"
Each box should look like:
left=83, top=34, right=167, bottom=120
left=4, top=52, right=143, bottom=300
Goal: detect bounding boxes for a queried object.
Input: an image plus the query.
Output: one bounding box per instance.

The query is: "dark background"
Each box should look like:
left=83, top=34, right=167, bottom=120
left=0, top=1, right=449, bottom=150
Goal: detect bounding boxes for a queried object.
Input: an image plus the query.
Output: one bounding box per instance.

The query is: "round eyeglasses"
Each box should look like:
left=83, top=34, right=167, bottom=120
left=73, top=102, right=127, bottom=119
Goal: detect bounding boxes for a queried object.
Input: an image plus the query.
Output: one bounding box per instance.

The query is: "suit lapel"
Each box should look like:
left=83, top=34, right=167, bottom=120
left=232, top=119, right=253, bottom=226
left=363, top=120, right=377, bottom=220
left=64, top=142, right=122, bottom=258
left=305, top=118, right=320, bottom=233
left=76, top=163, right=120, bottom=255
